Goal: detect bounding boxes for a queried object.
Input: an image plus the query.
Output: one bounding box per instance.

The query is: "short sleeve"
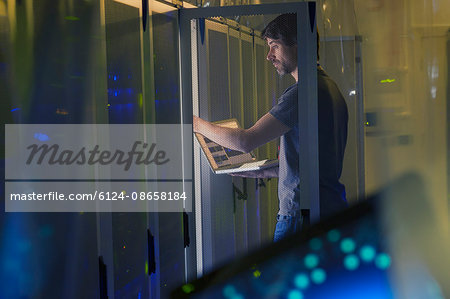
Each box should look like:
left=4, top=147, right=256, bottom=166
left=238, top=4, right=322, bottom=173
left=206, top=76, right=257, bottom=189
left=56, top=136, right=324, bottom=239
left=269, top=84, right=298, bottom=128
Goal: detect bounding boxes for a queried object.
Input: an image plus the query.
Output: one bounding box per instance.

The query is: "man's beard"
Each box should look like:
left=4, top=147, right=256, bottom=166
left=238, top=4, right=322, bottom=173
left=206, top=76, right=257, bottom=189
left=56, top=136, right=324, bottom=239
left=274, top=61, right=294, bottom=76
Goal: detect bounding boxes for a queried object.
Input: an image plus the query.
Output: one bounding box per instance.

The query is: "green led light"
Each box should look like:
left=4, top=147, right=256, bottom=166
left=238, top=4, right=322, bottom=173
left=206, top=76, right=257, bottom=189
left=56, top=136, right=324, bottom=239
left=310, top=268, right=326, bottom=284
left=309, top=238, right=322, bottom=250
left=294, top=273, right=309, bottom=289
left=340, top=238, right=356, bottom=253
left=380, top=78, right=396, bottom=83
left=375, top=253, right=391, bottom=269
left=253, top=270, right=261, bottom=278
left=145, top=261, right=148, bottom=275
left=327, top=229, right=340, bottom=242
left=304, top=253, right=319, bottom=269
left=360, top=245, right=376, bottom=262
left=288, top=290, right=304, bottom=299
left=223, top=285, right=236, bottom=297
left=182, top=283, right=195, bottom=294
left=344, top=254, right=360, bottom=271
left=65, top=16, right=80, bottom=21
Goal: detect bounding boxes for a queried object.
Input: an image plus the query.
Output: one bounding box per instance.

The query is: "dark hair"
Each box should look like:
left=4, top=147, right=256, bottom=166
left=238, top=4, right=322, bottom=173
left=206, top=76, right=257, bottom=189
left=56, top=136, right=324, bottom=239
left=261, top=13, right=320, bottom=60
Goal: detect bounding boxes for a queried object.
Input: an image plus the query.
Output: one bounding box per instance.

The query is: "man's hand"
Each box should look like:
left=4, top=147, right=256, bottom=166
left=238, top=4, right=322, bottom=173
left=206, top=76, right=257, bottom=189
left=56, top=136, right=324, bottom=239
left=192, top=113, right=290, bottom=153
left=193, top=115, right=201, bottom=133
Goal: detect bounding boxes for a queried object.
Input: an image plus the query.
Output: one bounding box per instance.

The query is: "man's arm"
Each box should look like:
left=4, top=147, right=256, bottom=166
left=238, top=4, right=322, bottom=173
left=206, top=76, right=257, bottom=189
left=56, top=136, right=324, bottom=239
left=193, top=113, right=290, bottom=153
left=230, top=165, right=279, bottom=178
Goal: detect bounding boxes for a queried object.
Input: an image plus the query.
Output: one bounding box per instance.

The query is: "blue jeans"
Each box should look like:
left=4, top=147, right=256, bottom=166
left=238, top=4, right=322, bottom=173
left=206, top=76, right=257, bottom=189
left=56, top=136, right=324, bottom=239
left=273, top=214, right=303, bottom=242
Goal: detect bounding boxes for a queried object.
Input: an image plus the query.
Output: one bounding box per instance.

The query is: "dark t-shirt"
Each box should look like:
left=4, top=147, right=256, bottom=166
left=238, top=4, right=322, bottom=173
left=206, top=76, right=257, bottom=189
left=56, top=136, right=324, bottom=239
left=269, top=66, right=348, bottom=217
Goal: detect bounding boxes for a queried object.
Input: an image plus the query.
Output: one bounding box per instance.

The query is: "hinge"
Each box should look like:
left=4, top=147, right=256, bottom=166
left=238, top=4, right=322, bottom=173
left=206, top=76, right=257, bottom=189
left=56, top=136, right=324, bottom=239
left=147, top=229, right=156, bottom=275
left=98, top=256, right=108, bottom=299
left=183, top=211, right=190, bottom=248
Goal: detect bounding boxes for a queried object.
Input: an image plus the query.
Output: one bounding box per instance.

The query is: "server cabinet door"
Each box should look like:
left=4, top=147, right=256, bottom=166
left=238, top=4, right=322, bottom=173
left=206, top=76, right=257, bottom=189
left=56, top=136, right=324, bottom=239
left=1, top=0, right=107, bottom=298
left=197, top=19, right=237, bottom=273
left=147, top=4, right=188, bottom=298
left=102, top=1, right=149, bottom=298
left=228, top=27, right=249, bottom=257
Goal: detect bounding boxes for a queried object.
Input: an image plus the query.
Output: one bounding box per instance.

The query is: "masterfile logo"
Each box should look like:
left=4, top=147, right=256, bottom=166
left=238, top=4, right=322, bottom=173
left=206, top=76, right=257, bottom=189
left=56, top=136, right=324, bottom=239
left=25, top=141, right=170, bottom=171
left=5, top=124, right=193, bottom=212
left=5, top=124, right=192, bottom=180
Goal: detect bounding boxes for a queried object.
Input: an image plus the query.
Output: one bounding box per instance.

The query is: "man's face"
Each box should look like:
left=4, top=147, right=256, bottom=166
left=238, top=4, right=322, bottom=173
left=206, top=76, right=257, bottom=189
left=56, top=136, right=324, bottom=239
left=266, top=38, right=297, bottom=76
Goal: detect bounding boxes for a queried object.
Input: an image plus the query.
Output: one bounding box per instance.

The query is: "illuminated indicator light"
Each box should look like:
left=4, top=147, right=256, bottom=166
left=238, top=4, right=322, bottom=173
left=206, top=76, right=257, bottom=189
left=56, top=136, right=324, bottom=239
left=145, top=261, right=148, bottom=275
left=349, top=90, right=356, bottom=96
left=294, top=273, right=309, bottom=289
left=360, top=245, right=376, bottom=262
left=340, top=238, right=356, bottom=253
left=123, top=245, right=126, bottom=249
left=107, top=104, right=111, bottom=107
left=182, top=283, right=195, bottom=294
left=380, top=79, right=396, bottom=83
left=65, top=16, right=80, bottom=21
left=344, top=254, right=360, bottom=270
left=365, top=122, right=370, bottom=126
left=288, top=290, right=303, bottom=299
left=56, top=108, right=69, bottom=115
left=114, top=76, right=117, bottom=81
left=115, top=92, right=118, bottom=96
left=327, top=229, right=340, bottom=242
left=375, top=253, right=391, bottom=269
left=310, top=268, right=326, bottom=284
left=11, top=108, right=20, bottom=112
left=223, top=285, right=236, bottom=297
left=139, top=93, right=143, bottom=108
left=253, top=270, right=261, bottom=278
left=34, top=133, right=50, bottom=141
left=304, top=254, right=319, bottom=269
left=309, top=238, right=322, bottom=250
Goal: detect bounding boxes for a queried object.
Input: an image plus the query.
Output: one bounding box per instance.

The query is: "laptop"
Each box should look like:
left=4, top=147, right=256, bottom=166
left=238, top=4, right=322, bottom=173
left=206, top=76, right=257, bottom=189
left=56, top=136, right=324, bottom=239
left=194, top=118, right=278, bottom=174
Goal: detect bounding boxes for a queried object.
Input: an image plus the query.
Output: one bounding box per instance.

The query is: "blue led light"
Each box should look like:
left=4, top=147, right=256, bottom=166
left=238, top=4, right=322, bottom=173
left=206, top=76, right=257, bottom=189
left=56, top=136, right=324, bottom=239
left=310, top=268, right=326, bottom=284
left=327, top=229, right=340, bottom=242
left=293, top=273, right=309, bottom=289
left=359, top=245, right=376, bottom=262
left=223, top=285, right=236, bottom=297
left=11, top=108, right=20, bottom=112
left=375, top=253, right=391, bottom=269
left=288, top=289, right=303, bottom=299
left=344, top=254, right=360, bottom=271
left=304, top=253, right=319, bottom=269
left=34, top=133, right=50, bottom=141
left=340, top=238, right=356, bottom=253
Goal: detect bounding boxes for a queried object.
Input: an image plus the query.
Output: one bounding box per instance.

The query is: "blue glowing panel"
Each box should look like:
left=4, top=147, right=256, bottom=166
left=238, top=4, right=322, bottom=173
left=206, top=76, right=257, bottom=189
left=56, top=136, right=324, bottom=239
left=174, top=202, right=404, bottom=299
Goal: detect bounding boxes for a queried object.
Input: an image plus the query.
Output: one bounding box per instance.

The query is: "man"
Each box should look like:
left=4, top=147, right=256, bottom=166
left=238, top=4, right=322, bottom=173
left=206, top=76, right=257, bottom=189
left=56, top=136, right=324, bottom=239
left=193, top=14, right=348, bottom=241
